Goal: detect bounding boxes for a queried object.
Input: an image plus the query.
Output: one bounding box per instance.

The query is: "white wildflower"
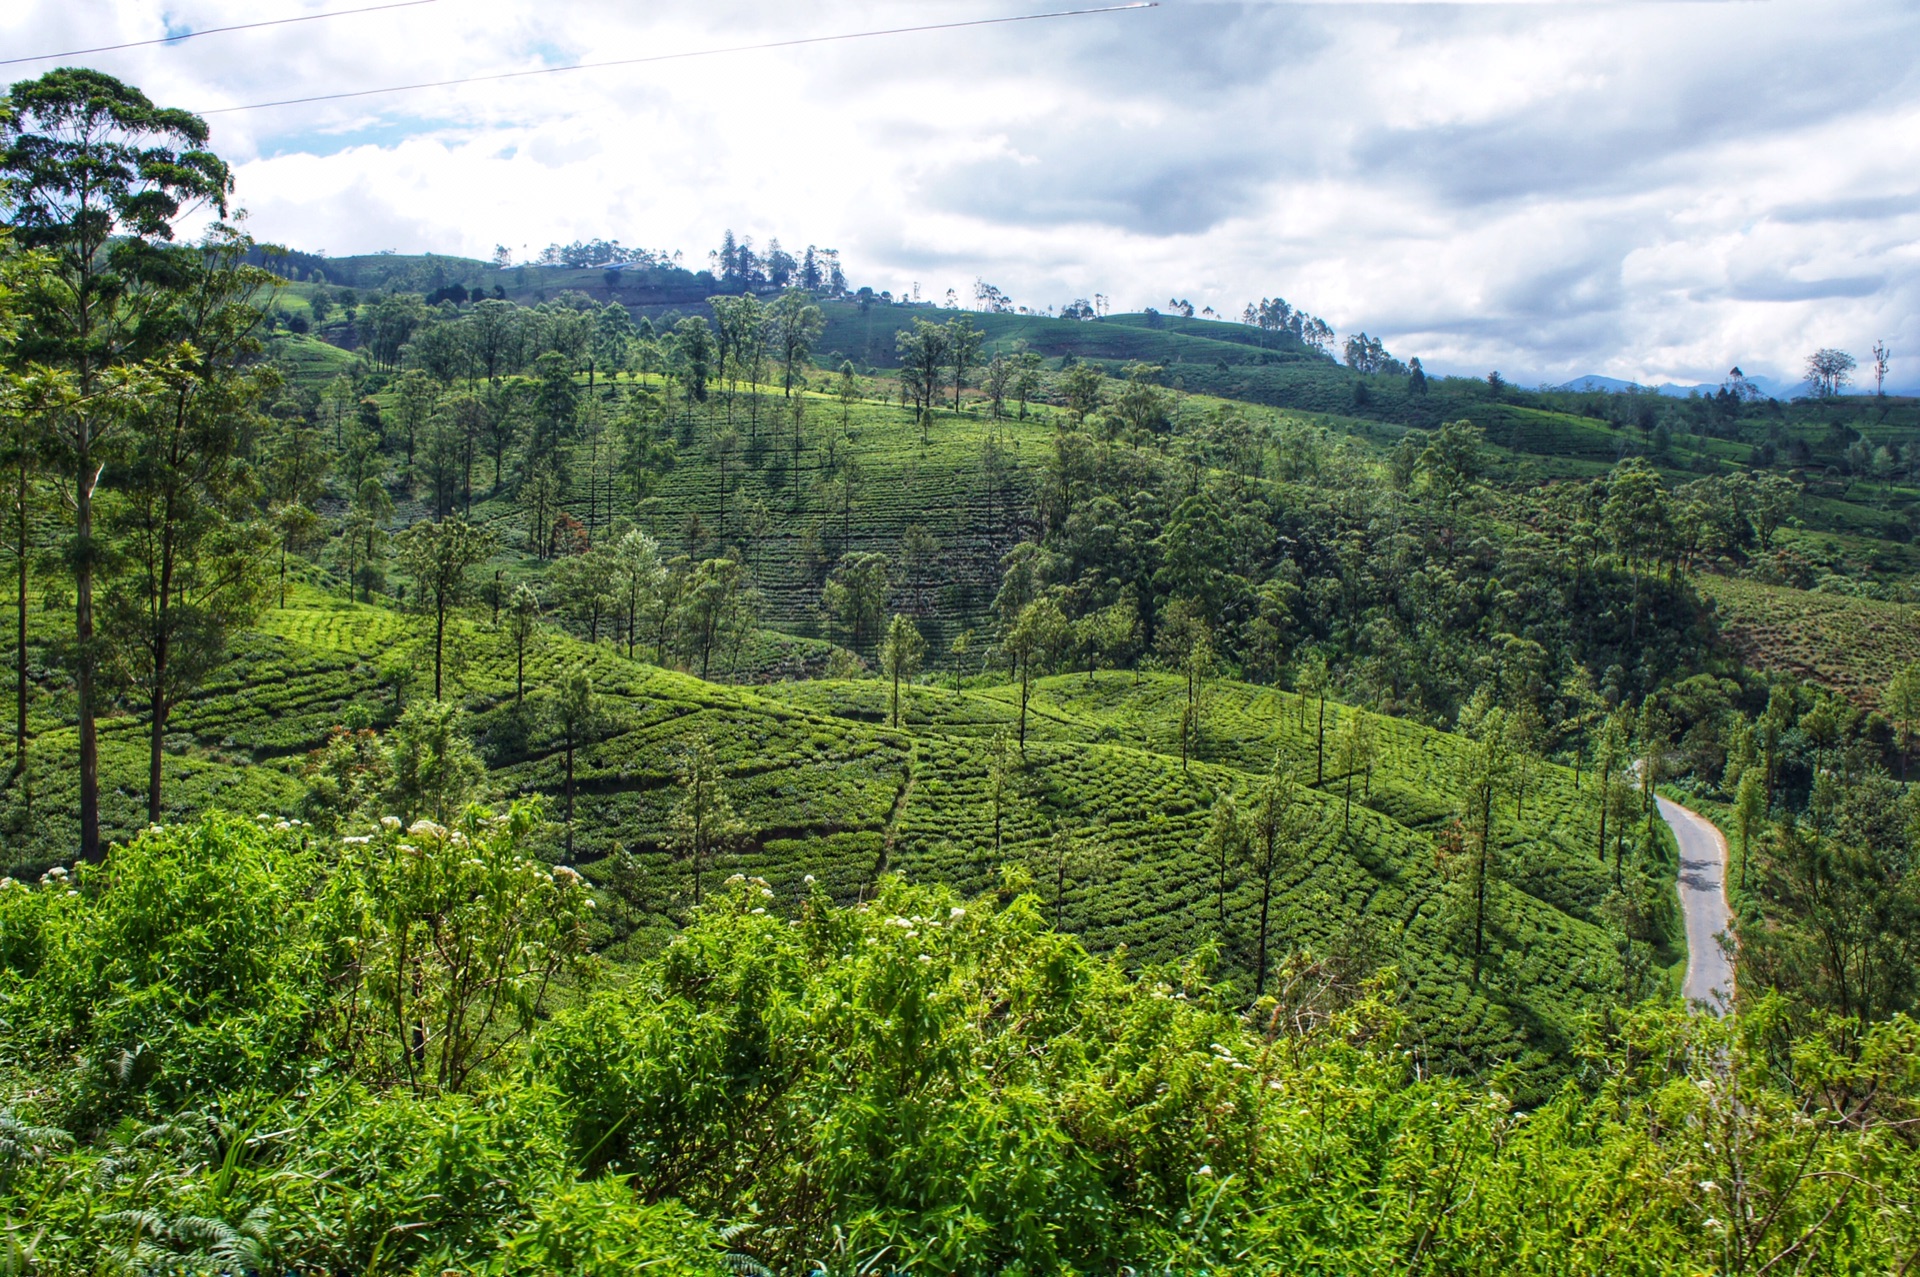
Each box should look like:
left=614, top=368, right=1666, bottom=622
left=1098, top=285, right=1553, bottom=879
left=552, top=865, right=583, bottom=888
left=380, top=815, right=402, bottom=831
left=1196, top=1165, right=1213, bottom=1177
left=342, top=835, right=371, bottom=846
left=949, top=906, right=965, bottom=920
left=408, top=819, right=446, bottom=839
left=803, top=874, right=817, bottom=886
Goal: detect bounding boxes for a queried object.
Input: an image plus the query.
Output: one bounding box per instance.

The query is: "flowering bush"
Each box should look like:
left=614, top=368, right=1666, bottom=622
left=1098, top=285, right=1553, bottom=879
left=322, top=801, right=594, bottom=1092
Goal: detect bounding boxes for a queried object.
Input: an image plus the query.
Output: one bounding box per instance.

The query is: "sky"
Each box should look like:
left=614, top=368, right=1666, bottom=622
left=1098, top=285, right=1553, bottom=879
left=5, top=0, right=1919, bottom=389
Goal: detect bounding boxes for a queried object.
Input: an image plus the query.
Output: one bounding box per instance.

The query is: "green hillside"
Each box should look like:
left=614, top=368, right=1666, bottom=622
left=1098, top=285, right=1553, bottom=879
left=11, top=61, right=1920, bottom=1277
left=0, top=583, right=1652, bottom=1099
left=1695, top=573, right=1920, bottom=709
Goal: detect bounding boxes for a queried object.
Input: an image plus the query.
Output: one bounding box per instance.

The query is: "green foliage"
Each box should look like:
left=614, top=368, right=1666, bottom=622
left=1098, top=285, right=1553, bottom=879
left=2, top=814, right=1915, bottom=1272
left=877, top=612, right=925, bottom=726
left=9, top=813, right=328, bottom=1114
left=383, top=697, right=487, bottom=825
left=327, top=802, right=593, bottom=1091
left=1697, top=573, right=1920, bottom=713
left=536, top=878, right=1918, bottom=1274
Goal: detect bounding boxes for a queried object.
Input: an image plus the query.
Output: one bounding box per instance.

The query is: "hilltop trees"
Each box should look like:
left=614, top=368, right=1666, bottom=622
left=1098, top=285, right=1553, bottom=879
left=1804, top=348, right=1856, bottom=397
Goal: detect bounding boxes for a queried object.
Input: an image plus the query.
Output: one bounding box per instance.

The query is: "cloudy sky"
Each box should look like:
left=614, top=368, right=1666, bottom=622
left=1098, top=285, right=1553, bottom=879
left=7, top=0, right=1919, bottom=388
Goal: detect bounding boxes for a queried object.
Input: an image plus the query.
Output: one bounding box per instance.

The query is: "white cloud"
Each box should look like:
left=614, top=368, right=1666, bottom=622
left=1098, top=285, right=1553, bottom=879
left=4, top=0, right=1917, bottom=387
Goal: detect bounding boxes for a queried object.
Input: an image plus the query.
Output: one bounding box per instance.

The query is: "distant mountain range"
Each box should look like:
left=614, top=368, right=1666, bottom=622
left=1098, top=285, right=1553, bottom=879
left=1552, top=373, right=1800, bottom=399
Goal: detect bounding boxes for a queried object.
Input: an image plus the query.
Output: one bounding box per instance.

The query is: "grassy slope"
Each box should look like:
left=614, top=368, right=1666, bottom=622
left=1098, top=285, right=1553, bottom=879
left=1695, top=573, right=1919, bottom=709
left=3, top=585, right=1639, bottom=1096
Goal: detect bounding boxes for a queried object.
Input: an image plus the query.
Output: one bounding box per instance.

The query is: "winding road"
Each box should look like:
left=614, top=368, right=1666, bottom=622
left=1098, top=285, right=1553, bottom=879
left=1656, top=796, right=1736, bottom=1012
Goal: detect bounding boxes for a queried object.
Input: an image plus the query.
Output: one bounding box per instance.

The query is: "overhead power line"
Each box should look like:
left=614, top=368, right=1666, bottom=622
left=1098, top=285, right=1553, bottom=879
left=199, top=3, right=1159, bottom=114
left=0, top=0, right=441, bottom=69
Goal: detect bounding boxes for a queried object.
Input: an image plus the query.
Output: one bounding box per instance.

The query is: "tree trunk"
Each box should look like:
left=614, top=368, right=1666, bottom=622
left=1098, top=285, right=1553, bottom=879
left=1256, top=845, right=1274, bottom=998
left=1315, top=694, right=1326, bottom=785
left=146, top=528, right=177, bottom=826
left=1018, top=658, right=1030, bottom=750
left=564, top=737, right=575, bottom=857
left=14, top=448, right=28, bottom=768
left=1472, top=782, right=1492, bottom=981
left=77, top=455, right=101, bottom=862
left=434, top=597, right=446, bottom=701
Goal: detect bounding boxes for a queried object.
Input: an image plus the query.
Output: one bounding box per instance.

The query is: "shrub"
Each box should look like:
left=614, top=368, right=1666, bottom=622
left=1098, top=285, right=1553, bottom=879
left=27, top=814, right=329, bottom=1116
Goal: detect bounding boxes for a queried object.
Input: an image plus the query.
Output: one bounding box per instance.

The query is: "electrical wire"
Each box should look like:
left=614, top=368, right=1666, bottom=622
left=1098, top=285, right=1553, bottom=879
left=1, top=0, right=441, bottom=69
left=198, top=3, right=1158, bottom=114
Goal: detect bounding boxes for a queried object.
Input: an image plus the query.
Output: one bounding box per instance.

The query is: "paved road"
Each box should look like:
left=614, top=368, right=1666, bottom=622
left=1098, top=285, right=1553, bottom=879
left=1656, top=795, right=1735, bottom=1012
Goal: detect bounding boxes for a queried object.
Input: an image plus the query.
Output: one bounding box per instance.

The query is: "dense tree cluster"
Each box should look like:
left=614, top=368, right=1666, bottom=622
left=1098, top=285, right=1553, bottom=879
left=1242, top=294, right=1336, bottom=353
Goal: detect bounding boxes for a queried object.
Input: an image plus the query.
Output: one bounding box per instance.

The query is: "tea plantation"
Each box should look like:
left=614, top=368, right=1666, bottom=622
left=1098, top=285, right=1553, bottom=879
left=4, top=585, right=1648, bottom=1099
left=1695, top=572, right=1920, bottom=710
